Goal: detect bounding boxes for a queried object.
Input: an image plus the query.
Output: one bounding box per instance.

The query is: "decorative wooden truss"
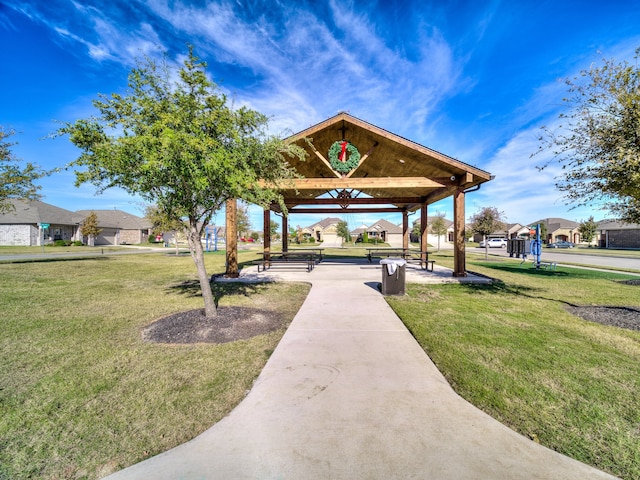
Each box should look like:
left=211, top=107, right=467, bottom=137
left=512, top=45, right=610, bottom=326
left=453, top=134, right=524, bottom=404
left=226, top=112, right=493, bottom=277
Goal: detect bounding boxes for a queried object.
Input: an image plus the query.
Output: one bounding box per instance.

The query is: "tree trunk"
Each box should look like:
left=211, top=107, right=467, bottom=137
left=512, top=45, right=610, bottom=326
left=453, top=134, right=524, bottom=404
left=187, top=223, right=217, bottom=318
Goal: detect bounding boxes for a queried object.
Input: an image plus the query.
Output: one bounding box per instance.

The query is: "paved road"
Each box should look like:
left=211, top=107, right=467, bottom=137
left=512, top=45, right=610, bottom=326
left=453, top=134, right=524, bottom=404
left=469, top=247, right=640, bottom=271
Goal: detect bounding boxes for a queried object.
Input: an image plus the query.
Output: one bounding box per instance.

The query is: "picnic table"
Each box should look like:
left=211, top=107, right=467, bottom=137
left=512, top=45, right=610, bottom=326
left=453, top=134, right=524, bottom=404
left=254, top=248, right=324, bottom=272
left=366, top=248, right=435, bottom=271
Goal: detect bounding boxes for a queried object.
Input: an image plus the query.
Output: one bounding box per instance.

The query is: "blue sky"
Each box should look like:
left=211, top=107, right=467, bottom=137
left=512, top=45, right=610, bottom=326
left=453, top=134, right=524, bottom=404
left=2, top=0, right=640, bottom=232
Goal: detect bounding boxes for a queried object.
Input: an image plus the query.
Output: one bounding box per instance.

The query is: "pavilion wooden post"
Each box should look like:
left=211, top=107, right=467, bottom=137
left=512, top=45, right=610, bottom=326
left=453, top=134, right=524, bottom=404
left=420, top=202, right=428, bottom=263
left=282, top=214, right=289, bottom=252
left=225, top=198, right=239, bottom=277
left=402, top=210, right=409, bottom=249
left=453, top=188, right=467, bottom=277
left=263, top=208, right=270, bottom=260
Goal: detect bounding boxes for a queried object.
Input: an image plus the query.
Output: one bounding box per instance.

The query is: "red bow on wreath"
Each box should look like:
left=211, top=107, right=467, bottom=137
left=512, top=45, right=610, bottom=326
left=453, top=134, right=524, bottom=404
left=339, top=141, right=348, bottom=162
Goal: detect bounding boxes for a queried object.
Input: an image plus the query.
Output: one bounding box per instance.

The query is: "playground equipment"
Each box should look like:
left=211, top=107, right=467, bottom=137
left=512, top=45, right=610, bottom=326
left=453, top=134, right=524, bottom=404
left=515, top=224, right=556, bottom=270
left=530, top=224, right=542, bottom=268
left=205, top=225, right=219, bottom=252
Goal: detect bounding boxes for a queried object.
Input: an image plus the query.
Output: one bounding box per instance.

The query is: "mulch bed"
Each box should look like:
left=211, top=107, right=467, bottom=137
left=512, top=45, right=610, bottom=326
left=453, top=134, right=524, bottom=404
left=142, top=306, right=285, bottom=344
left=566, top=306, right=640, bottom=332
left=564, top=279, right=640, bottom=332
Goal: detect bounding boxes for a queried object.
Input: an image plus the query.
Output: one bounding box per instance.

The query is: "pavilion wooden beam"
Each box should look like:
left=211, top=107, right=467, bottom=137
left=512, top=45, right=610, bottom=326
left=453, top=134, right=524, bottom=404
left=424, top=186, right=457, bottom=204
left=402, top=211, right=409, bottom=249
left=288, top=207, right=403, bottom=214
left=225, top=198, right=239, bottom=277
left=345, top=141, right=379, bottom=178
left=282, top=214, right=289, bottom=252
left=453, top=188, right=466, bottom=277
left=290, top=177, right=444, bottom=190
left=420, top=202, right=428, bottom=263
left=263, top=208, right=270, bottom=260
left=310, top=144, right=341, bottom=178
left=283, top=196, right=423, bottom=206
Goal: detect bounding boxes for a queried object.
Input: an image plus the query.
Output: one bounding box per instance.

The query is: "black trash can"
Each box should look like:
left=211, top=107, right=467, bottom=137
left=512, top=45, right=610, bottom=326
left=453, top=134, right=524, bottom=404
left=380, top=258, right=406, bottom=295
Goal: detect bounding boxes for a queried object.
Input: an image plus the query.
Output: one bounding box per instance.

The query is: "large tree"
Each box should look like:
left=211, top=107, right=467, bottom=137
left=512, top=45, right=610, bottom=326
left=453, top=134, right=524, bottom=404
left=578, top=216, right=598, bottom=246
left=469, top=207, right=506, bottom=260
left=269, top=219, right=280, bottom=241
left=145, top=204, right=185, bottom=255
left=236, top=202, right=252, bottom=240
left=57, top=48, right=305, bottom=317
left=79, top=211, right=102, bottom=246
left=429, top=212, right=448, bottom=252
left=336, top=219, right=352, bottom=244
left=537, top=48, right=640, bottom=222
left=0, top=126, right=42, bottom=212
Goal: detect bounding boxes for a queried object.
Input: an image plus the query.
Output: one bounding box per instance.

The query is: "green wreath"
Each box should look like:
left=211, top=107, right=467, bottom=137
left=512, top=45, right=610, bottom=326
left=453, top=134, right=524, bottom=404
left=328, top=141, right=361, bottom=173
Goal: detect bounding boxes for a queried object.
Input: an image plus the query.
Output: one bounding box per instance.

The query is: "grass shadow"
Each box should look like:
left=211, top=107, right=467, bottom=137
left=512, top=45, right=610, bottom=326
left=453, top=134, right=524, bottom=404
left=455, top=279, right=543, bottom=298
left=167, top=279, right=264, bottom=307
left=472, top=261, right=570, bottom=277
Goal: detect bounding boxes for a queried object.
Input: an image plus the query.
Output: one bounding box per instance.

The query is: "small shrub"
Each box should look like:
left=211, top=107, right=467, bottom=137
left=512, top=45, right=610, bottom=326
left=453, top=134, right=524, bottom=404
left=53, top=240, right=72, bottom=247
left=72, top=241, right=84, bottom=246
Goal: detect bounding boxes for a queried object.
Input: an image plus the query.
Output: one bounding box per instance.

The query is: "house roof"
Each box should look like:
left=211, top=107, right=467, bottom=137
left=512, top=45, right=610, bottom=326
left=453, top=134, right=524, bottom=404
left=367, top=218, right=403, bottom=234
left=75, top=210, right=152, bottom=229
left=0, top=199, right=75, bottom=225
left=412, top=216, right=454, bottom=229
left=597, top=220, right=640, bottom=230
left=281, top=112, right=493, bottom=211
left=0, top=200, right=153, bottom=231
left=530, top=217, right=580, bottom=232
left=309, top=217, right=342, bottom=230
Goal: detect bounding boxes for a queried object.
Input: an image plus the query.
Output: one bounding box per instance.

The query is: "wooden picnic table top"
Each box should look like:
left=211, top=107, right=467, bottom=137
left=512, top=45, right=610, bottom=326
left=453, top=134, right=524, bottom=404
left=285, top=247, right=325, bottom=252
left=263, top=249, right=324, bottom=261
left=366, top=248, right=429, bottom=256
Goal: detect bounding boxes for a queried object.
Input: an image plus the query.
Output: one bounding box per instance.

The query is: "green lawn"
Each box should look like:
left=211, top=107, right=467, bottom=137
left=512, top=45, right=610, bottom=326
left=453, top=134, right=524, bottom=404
left=0, top=251, right=308, bottom=479
left=387, top=252, right=640, bottom=479
left=3, top=247, right=640, bottom=479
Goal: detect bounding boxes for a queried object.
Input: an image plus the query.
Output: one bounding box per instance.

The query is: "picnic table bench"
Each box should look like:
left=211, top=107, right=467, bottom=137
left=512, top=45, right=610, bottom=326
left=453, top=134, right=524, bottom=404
left=366, top=248, right=435, bottom=271
left=535, top=260, right=557, bottom=271
left=254, top=249, right=323, bottom=273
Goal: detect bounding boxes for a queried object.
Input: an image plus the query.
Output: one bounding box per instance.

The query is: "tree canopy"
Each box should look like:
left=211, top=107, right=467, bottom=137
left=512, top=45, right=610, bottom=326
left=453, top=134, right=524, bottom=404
left=537, top=48, right=640, bottom=223
left=58, top=48, right=306, bottom=317
left=578, top=216, right=598, bottom=245
left=79, top=211, right=102, bottom=246
left=429, top=213, right=448, bottom=251
left=336, top=220, right=352, bottom=243
left=469, top=207, right=506, bottom=259
left=0, top=126, right=42, bottom=212
left=236, top=203, right=252, bottom=239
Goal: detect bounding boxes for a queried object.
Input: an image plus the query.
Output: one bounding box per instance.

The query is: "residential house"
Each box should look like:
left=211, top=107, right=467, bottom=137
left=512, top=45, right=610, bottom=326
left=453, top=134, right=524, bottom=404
left=0, top=199, right=152, bottom=246
left=506, top=223, right=530, bottom=239
left=531, top=217, right=580, bottom=244
left=365, top=218, right=403, bottom=247
left=411, top=216, right=454, bottom=247
left=306, top=217, right=342, bottom=246
left=350, top=223, right=368, bottom=239
left=0, top=199, right=77, bottom=246
left=471, top=225, right=509, bottom=243
left=75, top=209, right=152, bottom=245
left=597, top=220, right=640, bottom=249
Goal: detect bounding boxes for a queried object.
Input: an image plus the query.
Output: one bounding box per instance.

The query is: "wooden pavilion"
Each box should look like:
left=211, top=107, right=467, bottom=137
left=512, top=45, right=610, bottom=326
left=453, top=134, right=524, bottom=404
left=225, top=112, right=493, bottom=277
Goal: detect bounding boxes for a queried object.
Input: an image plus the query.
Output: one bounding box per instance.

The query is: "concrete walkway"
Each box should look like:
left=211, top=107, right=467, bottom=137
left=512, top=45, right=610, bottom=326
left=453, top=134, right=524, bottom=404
left=105, top=260, right=616, bottom=479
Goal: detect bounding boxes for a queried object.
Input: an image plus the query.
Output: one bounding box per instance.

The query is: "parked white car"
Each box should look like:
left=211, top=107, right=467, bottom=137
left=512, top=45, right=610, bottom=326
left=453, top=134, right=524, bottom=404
left=479, top=238, right=507, bottom=248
